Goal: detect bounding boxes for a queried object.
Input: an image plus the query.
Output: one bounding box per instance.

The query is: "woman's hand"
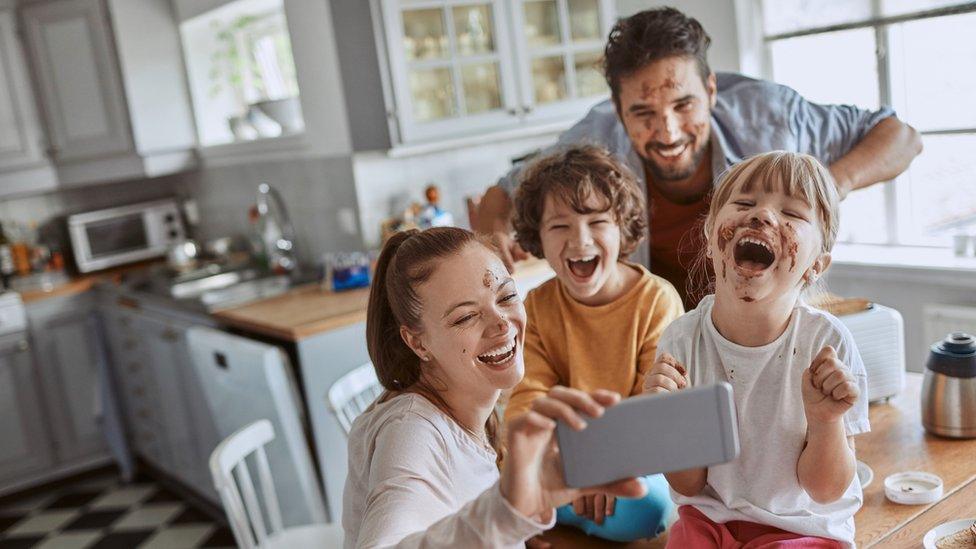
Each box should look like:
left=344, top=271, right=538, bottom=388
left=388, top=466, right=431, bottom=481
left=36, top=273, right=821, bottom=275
left=499, top=386, right=646, bottom=521
left=802, top=346, right=859, bottom=425
left=643, top=353, right=689, bottom=395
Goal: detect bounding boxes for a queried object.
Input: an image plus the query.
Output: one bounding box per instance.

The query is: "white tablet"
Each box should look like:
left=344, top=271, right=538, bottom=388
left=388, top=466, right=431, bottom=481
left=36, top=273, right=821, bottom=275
left=556, top=383, right=740, bottom=488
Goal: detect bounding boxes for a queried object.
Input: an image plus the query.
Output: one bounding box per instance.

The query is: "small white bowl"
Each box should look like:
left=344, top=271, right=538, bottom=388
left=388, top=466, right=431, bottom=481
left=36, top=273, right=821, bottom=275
left=923, top=518, right=976, bottom=549
left=884, top=471, right=943, bottom=505
left=856, top=460, right=874, bottom=489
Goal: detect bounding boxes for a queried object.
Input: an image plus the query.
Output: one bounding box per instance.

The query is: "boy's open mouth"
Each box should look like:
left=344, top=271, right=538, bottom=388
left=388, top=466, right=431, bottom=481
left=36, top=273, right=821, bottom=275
left=477, top=339, right=516, bottom=367
left=733, top=235, right=776, bottom=272
left=567, top=255, right=600, bottom=279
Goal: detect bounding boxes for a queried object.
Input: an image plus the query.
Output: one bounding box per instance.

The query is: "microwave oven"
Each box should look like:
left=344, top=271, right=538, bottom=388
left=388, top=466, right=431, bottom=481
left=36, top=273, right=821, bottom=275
left=68, top=199, right=185, bottom=273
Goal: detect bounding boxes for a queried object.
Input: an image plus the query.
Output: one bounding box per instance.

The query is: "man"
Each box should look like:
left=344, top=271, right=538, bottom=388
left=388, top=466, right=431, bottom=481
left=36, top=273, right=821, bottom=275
left=478, top=7, right=922, bottom=309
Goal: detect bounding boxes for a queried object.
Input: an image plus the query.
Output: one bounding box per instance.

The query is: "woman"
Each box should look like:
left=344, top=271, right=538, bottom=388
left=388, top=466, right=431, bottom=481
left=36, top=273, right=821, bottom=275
left=343, top=227, right=645, bottom=548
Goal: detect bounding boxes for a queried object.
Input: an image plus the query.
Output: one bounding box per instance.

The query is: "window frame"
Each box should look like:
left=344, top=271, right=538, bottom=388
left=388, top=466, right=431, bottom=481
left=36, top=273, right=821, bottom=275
left=739, top=0, right=976, bottom=248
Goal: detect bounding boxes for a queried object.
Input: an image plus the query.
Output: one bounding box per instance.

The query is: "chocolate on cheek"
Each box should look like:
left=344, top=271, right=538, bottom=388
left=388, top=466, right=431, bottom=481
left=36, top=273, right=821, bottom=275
left=781, top=222, right=800, bottom=272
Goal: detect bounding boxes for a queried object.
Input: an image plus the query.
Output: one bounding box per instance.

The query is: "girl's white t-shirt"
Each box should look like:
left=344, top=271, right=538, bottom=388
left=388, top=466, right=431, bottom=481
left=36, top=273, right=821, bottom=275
left=659, top=295, right=870, bottom=547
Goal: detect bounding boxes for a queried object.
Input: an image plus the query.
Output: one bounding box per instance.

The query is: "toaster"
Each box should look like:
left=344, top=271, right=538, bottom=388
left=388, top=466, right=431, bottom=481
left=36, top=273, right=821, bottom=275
left=835, top=304, right=905, bottom=403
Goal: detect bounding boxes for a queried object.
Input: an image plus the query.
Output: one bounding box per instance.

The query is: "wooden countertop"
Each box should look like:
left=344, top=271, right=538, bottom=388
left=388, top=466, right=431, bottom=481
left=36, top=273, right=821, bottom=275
left=212, top=258, right=555, bottom=342
left=212, top=283, right=372, bottom=341
left=856, top=373, right=976, bottom=547
left=16, top=260, right=162, bottom=304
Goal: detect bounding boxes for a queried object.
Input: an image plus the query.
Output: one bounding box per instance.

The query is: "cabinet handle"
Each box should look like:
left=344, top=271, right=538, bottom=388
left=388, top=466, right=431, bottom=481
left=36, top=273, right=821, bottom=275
left=117, top=297, right=140, bottom=310
left=522, top=105, right=534, bottom=115
left=0, top=340, right=29, bottom=356
left=507, top=108, right=520, bottom=116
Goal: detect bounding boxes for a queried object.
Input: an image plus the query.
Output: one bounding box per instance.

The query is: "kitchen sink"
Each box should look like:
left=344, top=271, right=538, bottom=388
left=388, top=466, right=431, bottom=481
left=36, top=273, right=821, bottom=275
left=169, top=268, right=262, bottom=299
left=129, top=263, right=300, bottom=311
left=197, top=274, right=292, bottom=310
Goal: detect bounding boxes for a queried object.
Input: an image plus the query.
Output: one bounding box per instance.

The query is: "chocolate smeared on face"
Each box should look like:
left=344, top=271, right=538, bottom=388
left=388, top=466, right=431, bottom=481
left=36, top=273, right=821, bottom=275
left=781, top=222, right=800, bottom=272
left=717, top=223, right=736, bottom=252
left=482, top=269, right=498, bottom=289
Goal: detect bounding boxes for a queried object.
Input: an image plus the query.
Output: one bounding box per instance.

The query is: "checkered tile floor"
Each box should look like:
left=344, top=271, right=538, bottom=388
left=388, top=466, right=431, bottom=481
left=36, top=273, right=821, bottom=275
left=0, top=471, right=236, bottom=548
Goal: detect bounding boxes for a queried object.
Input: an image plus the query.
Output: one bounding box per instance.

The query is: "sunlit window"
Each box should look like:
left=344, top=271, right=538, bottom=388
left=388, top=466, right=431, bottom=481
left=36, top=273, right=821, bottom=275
left=180, top=0, right=303, bottom=147
left=761, top=1, right=976, bottom=248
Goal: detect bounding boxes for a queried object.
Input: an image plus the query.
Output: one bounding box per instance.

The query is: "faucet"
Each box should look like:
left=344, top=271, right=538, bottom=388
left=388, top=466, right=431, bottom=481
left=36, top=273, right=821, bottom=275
left=256, top=183, right=298, bottom=273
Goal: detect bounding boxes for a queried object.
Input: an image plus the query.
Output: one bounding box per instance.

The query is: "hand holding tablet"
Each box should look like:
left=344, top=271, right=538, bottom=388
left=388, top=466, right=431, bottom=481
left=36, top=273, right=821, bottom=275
left=556, top=383, right=740, bottom=488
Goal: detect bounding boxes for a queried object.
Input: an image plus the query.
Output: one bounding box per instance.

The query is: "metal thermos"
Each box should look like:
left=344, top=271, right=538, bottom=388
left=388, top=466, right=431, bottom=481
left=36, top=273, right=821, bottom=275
left=921, top=332, right=976, bottom=438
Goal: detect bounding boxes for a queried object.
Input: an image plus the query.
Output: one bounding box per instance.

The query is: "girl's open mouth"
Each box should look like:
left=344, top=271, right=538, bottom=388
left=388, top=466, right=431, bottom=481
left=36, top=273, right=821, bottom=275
left=567, top=255, right=600, bottom=280
left=477, top=340, right=516, bottom=368
left=733, top=236, right=776, bottom=273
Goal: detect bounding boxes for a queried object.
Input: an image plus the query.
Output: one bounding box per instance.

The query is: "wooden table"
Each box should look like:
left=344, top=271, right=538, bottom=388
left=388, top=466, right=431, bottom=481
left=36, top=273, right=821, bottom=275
left=539, top=373, right=976, bottom=547
left=855, top=373, right=976, bottom=547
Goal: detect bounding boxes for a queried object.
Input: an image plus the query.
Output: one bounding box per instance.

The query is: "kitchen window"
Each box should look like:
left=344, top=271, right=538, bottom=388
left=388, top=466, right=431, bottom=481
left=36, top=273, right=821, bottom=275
left=179, top=0, right=304, bottom=148
left=379, top=0, right=614, bottom=145
left=746, top=0, right=976, bottom=248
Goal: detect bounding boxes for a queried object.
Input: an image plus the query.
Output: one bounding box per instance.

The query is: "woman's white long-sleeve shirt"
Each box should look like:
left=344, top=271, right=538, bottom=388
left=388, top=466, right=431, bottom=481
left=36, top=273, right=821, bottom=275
left=342, top=392, right=552, bottom=548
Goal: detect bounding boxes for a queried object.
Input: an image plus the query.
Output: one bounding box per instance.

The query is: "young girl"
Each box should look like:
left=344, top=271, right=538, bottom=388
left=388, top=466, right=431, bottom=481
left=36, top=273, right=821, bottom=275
left=644, top=151, right=869, bottom=548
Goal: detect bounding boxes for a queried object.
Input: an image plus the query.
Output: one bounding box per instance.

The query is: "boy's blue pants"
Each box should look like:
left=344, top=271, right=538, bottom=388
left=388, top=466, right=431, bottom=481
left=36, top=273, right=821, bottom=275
left=556, top=474, right=673, bottom=542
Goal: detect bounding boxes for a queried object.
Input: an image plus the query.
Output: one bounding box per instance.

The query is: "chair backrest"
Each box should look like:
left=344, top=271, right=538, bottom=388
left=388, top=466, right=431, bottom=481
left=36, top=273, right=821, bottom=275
left=210, top=419, right=286, bottom=549
left=328, top=362, right=383, bottom=435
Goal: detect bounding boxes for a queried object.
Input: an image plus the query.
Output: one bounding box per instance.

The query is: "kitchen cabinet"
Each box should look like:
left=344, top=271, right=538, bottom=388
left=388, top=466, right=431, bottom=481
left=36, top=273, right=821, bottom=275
left=19, top=0, right=196, bottom=186
left=100, top=301, right=220, bottom=504
left=347, top=0, right=613, bottom=147
left=27, top=293, right=111, bottom=467
left=0, top=8, right=56, bottom=195
left=0, top=333, right=56, bottom=487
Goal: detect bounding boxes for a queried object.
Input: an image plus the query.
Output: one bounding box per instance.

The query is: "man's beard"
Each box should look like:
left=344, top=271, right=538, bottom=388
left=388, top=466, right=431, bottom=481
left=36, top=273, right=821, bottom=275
left=642, top=139, right=708, bottom=182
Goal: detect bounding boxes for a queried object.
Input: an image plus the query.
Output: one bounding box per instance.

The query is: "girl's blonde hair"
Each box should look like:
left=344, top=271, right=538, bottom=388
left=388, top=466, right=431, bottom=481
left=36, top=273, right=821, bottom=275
left=687, top=151, right=840, bottom=301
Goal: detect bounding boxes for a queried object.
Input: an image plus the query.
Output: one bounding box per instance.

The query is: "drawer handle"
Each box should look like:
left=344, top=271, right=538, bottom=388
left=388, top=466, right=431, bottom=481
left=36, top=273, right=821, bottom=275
left=0, top=340, right=28, bottom=356
left=117, top=297, right=140, bottom=310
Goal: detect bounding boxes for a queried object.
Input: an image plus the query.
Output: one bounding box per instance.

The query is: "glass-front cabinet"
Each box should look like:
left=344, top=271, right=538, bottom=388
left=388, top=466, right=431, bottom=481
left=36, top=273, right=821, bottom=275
left=381, top=0, right=613, bottom=145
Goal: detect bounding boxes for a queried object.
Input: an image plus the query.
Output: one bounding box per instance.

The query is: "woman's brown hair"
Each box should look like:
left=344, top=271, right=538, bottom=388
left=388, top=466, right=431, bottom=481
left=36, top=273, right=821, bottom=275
left=366, top=227, right=504, bottom=460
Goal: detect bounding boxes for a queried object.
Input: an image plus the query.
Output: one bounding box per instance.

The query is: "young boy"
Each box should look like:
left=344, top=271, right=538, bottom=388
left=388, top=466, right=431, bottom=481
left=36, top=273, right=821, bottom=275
left=504, top=145, right=684, bottom=542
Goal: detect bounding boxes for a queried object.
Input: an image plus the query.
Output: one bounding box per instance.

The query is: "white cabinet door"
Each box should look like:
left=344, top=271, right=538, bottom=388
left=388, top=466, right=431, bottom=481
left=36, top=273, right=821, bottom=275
left=509, top=0, right=613, bottom=124
left=27, top=295, right=110, bottom=466
left=382, top=0, right=522, bottom=143
left=0, top=10, right=50, bottom=172
left=0, top=336, right=55, bottom=485
left=20, top=0, right=133, bottom=161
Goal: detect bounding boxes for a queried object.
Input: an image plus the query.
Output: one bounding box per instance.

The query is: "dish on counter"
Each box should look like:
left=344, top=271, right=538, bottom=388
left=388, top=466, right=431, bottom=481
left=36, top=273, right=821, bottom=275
left=856, top=460, right=873, bottom=489
left=924, top=518, right=976, bottom=549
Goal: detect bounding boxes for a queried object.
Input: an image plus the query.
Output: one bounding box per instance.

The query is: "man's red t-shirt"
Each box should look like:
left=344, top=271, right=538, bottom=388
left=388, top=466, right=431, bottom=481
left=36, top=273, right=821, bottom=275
left=647, top=183, right=713, bottom=311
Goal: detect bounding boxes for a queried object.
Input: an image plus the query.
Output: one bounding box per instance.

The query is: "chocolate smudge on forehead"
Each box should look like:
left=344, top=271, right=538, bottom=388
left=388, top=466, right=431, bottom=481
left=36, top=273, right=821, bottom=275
left=483, top=269, right=499, bottom=289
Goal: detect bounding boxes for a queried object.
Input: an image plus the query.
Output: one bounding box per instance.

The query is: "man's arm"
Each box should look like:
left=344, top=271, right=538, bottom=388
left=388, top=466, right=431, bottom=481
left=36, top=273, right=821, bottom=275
left=476, top=185, right=528, bottom=269
left=829, top=116, right=923, bottom=198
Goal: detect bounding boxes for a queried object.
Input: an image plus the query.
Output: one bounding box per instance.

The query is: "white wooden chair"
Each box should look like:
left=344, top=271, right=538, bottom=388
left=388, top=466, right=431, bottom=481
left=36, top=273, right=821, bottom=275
left=209, top=420, right=343, bottom=548
left=328, top=363, right=383, bottom=435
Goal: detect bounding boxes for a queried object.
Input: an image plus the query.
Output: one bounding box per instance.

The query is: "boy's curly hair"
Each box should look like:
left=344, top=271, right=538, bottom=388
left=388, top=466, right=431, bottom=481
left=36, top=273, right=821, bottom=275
left=512, top=145, right=647, bottom=259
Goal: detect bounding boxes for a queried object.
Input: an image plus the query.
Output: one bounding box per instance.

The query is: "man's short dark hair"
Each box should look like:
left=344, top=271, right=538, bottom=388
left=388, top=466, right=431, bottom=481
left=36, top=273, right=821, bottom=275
left=603, top=7, right=712, bottom=106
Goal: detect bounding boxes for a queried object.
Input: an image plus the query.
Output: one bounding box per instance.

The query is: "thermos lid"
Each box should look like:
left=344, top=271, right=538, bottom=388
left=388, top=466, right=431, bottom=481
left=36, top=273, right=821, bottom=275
left=926, top=332, right=976, bottom=379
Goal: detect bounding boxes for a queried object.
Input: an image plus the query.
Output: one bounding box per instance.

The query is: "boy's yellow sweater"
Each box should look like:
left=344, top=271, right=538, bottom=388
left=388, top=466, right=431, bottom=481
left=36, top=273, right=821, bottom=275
left=504, top=263, right=684, bottom=422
